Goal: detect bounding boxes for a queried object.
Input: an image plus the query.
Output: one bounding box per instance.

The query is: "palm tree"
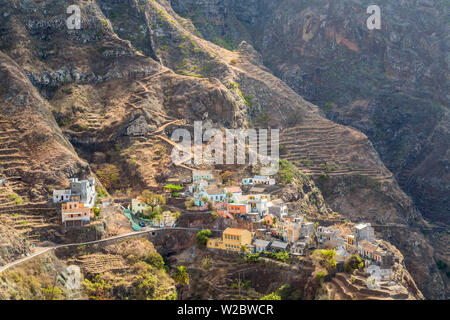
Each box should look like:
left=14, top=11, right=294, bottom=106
left=173, top=266, right=189, bottom=300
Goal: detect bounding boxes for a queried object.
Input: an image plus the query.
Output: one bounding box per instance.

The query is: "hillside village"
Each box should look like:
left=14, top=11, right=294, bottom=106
left=0, top=160, right=422, bottom=300
left=120, top=168, right=413, bottom=295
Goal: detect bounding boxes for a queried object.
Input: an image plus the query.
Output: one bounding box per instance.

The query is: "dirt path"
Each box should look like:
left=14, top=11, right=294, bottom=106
left=0, top=226, right=222, bottom=273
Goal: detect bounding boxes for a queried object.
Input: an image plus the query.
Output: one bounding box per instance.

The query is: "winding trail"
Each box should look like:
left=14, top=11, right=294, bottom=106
left=0, top=226, right=223, bottom=274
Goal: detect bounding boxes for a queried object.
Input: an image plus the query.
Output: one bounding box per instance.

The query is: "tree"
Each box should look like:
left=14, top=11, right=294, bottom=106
left=173, top=266, right=189, bottom=300
left=164, top=184, right=183, bottom=197
left=344, top=254, right=364, bottom=273
left=196, top=229, right=212, bottom=246
left=82, top=275, right=112, bottom=300
left=139, top=191, right=166, bottom=219
left=92, top=207, right=101, bottom=219
left=220, top=171, right=232, bottom=184
left=312, top=249, right=337, bottom=272
left=173, top=266, right=189, bottom=286
left=96, top=164, right=120, bottom=190
left=201, top=196, right=209, bottom=204
left=141, top=190, right=166, bottom=207
left=145, top=252, right=165, bottom=269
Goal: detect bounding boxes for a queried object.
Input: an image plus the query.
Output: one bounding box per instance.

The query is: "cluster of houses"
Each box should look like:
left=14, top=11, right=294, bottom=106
left=206, top=227, right=293, bottom=254
left=189, top=170, right=317, bottom=255
left=318, top=223, right=395, bottom=268
left=207, top=222, right=395, bottom=271
left=188, top=170, right=282, bottom=220
left=52, top=178, right=97, bottom=227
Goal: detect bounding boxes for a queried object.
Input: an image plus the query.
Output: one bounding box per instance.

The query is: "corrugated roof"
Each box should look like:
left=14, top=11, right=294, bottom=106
left=224, top=186, right=242, bottom=193
left=360, top=240, right=378, bottom=251
left=204, top=186, right=224, bottom=195
left=253, top=239, right=270, bottom=247
left=224, top=227, right=250, bottom=235
left=271, top=241, right=288, bottom=249
left=193, top=170, right=212, bottom=176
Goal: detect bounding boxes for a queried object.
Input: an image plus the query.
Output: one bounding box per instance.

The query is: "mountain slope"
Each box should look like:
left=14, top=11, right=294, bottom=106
left=0, top=0, right=446, bottom=298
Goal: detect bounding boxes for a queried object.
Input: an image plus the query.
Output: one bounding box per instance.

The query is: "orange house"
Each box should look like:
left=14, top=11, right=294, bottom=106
left=217, top=209, right=234, bottom=219
left=227, top=203, right=250, bottom=215
left=61, top=201, right=92, bottom=225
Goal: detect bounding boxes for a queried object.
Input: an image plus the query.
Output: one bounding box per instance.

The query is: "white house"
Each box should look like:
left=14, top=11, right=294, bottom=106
left=131, top=197, right=150, bottom=214
left=53, top=189, right=72, bottom=203
left=268, top=199, right=288, bottom=220
left=253, top=175, right=275, bottom=185
left=241, top=175, right=275, bottom=186
left=318, top=226, right=340, bottom=244
left=290, top=241, right=307, bottom=256
left=188, top=179, right=214, bottom=194
left=53, top=177, right=97, bottom=208
left=354, top=223, right=375, bottom=244
left=236, top=194, right=270, bottom=217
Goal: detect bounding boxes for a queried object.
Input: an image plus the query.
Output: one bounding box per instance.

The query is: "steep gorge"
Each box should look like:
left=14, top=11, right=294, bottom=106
left=0, top=0, right=446, bottom=299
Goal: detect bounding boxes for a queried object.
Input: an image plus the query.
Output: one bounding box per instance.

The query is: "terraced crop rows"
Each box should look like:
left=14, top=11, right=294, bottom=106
left=0, top=120, right=59, bottom=244
left=77, top=254, right=128, bottom=274
left=279, top=124, right=392, bottom=181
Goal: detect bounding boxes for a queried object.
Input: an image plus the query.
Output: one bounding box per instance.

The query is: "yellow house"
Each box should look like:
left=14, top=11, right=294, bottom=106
left=207, top=228, right=253, bottom=252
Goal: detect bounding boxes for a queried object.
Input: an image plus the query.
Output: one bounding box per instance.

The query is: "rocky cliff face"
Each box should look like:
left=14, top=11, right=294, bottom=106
left=169, top=0, right=448, bottom=299
left=0, top=0, right=446, bottom=299
left=170, top=0, right=449, bottom=224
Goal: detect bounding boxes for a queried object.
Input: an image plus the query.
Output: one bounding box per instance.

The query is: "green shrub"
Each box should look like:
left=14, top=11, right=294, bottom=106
left=260, top=292, right=281, bottom=300
left=8, top=193, right=22, bottom=205
left=196, top=229, right=212, bottom=246
left=145, top=252, right=165, bottom=269
left=245, top=253, right=261, bottom=263
left=92, top=207, right=101, bottom=219
left=315, top=272, right=326, bottom=283
left=344, top=254, right=364, bottom=273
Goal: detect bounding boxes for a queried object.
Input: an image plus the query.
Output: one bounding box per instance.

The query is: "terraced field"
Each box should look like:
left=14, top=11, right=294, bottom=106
left=325, top=270, right=412, bottom=300
left=279, top=120, right=393, bottom=181
left=0, top=120, right=59, bottom=244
